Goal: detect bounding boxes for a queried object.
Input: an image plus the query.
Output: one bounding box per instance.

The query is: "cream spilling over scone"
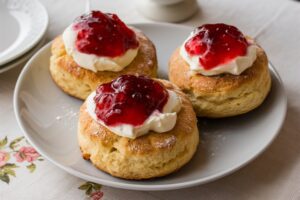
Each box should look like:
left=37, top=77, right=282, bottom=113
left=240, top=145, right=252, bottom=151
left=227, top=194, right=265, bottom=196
left=169, top=23, right=271, bottom=118
left=63, top=11, right=140, bottom=72
left=86, top=75, right=181, bottom=139
left=180, top=24, right=258, bottom=76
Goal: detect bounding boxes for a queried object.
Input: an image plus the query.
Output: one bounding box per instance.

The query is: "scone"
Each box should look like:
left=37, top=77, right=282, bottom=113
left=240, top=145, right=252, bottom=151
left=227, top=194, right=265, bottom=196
left=78, top=75, right=199, bottom=180
left=169, top=23, right=271, bottom=118
left=50, top=10, right=157, bottom=100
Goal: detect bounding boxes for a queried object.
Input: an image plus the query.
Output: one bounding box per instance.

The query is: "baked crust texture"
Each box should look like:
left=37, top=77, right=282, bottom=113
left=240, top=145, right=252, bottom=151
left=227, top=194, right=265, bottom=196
left=168, top=46, right=271, bottom=118
left=50, top=30, right=158, bottom=100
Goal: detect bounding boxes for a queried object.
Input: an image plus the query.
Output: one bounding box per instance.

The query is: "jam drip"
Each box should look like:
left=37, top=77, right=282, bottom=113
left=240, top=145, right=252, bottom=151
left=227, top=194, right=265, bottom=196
left=184, top=23, right=249, bottom=70
left=73, top=10, right=139, bottom=57
left=94, top=75, right=169, bottom=126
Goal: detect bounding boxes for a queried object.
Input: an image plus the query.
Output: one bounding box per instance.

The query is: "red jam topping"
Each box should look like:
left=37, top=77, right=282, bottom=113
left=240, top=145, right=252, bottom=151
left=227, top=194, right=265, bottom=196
left=94, top=75, right=169, bottom=126
left=73, top=10, right=139, bottom=57
left=184, top=23, right=249, bottom=70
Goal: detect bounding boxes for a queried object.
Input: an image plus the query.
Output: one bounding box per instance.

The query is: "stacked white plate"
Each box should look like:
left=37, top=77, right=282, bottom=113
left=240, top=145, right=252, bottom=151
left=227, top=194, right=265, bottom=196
left=0, top=0, right=48, bottom=73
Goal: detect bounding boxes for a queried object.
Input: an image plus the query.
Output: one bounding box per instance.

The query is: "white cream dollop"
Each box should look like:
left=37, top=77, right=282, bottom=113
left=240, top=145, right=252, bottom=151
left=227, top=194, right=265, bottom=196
left=180, top=32, right=258, bottom=76
left=62, top=24, right=139, bottom=72
left=86, top=90, right=181, bottom=139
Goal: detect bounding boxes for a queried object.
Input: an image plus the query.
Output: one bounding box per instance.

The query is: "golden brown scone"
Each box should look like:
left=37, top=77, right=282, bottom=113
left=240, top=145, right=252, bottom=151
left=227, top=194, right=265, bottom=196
left=78, top=79, right=199, bottom=180
left=169, top=46, right=271, bottom=118
left=50, top=30, right=158, bottom=100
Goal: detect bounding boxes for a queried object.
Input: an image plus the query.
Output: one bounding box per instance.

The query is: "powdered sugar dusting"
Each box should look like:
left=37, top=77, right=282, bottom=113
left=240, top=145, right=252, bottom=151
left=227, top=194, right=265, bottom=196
left=199, top=119, right=227, bottom=158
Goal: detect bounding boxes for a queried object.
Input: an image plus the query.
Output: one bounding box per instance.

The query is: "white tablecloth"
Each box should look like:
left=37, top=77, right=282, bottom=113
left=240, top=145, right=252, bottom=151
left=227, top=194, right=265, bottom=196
left=1, top=0, right=300, bottom=199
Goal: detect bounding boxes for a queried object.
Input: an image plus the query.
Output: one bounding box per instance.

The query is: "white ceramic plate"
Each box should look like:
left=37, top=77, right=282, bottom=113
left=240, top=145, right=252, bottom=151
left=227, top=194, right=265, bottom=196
left=0, top=37, right=45, bottom=73
left=14, top=23, right=287, bottom=191
left=0, top=0, right=48, bottom=65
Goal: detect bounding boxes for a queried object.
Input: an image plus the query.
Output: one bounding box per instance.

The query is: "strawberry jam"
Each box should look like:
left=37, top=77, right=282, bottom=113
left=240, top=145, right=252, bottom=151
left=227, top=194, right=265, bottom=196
left=184, top=23, right=249, bottom=70
left=73, top=10, right=139, bottom=57
left=94, top=75, right=169, bottom=126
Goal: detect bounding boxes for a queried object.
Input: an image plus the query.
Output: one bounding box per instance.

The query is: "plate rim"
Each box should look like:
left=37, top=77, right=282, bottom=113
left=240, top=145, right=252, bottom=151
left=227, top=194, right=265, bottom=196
left=13, top=22, right=288, bottom=191
left=0, top=37, right=45, bottom=73
left=0, top=0, right=49, bottom=65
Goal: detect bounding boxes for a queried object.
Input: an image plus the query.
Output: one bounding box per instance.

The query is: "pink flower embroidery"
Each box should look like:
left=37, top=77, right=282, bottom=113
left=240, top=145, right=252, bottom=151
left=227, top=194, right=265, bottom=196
left=0, top=151, right=9, bottom=167
left=90, top=191, right=104, bottom=200
left=14, top=146, right=40, bottom=163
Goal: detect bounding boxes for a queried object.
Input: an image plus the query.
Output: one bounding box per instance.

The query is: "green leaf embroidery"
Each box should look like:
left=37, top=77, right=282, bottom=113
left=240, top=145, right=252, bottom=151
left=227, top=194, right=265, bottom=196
left=0, top=173, right=10, bottom=184
left=9, top=136, right=24, bottom=151
left=3, top=168, right=15, bottom=177
left=2, top=163, right=18, bottom=169
left=0, top=136, right=8, bottom=149
left=86, top=186, right=93, bottom=195
left=26, top=163, right=36, bottom=173
left=79, top=182, right=102, bottom=197
left=78, top=183, right=90, bottom=190
left=79, top=182, right=93, bottom=195
left=90, top=182, right=102, bottom=190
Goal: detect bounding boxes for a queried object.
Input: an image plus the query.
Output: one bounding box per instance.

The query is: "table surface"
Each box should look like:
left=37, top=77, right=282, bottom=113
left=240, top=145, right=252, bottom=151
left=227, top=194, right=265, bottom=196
left=1, top=0, right=300, bottom=199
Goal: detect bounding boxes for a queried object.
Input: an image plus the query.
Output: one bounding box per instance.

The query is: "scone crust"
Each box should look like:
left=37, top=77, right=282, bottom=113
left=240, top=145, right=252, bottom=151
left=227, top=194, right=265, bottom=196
left=78, top=79, right=199, bottom=180
left=169, top=46, right=271, bottom=118
left=50, top=29, right=158, bottom=100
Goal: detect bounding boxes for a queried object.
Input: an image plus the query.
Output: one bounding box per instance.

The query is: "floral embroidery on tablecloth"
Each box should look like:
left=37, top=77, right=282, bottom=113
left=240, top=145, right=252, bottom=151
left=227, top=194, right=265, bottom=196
left=0, top=135, right=104, bottom=199
left=79, top=182, right=104, bottom=200
left=0, top=136, right=43, bottom=183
